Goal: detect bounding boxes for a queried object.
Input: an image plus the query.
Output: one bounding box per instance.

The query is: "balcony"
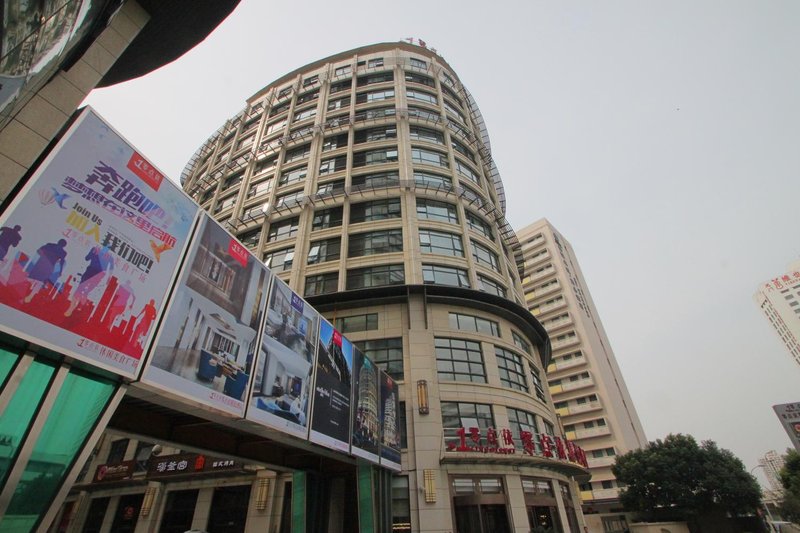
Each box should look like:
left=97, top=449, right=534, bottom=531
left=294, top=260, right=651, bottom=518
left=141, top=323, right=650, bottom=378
left=591, top=487, right=620, bottom=500
left=547, top=356, right=586, bottom=374
left=551, top=334, right=579, bottom=351
left=544, top=314, right=572, bottom=332
left=560, top=376, right=594, bottom=392
left=573, top=426, right=611, bottom=440
left=587, top=456, right=616, bottom=468
left=524, top=251, right=550, bottom=268
left=562, top=401, right=602, bottom=416
left=527, top=265, right=555, bottom=284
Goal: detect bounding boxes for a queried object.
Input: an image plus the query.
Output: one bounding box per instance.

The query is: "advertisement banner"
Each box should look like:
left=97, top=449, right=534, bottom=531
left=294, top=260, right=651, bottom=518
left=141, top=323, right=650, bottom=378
left=0, top=108, right=197, bottom=377
left=309, top=319, right=353, bottom=453
left=247, top=277, right=319, bottom=439
left=379, top=370, right=401, bottom=471
left=142, top=215, right=270, bottom=416
left=773, top=402, right=800, bottom=451
left=350, top=347, right=380, bottom=463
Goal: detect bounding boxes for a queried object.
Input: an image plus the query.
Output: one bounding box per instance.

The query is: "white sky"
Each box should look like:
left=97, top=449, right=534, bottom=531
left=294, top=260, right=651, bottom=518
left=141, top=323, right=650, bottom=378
left=84, top=0, right=800, bottom=485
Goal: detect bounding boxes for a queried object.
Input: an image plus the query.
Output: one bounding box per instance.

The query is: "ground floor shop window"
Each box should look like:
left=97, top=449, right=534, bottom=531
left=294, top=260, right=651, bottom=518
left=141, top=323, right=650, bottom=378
left=279, top=481, right=292, bottom=533
left=392, top=475, right=411, bottom=532
left=450, top=476, right=511, bottom=533
left=110, top=493, right=143, bottom=533
left=159, top=489, right=199, bottom=533
left=602, top=514, right=629, bottom=533
left=522, top=477, right=563, bottom=533
left=207, top=484, right=251, bottom=533
left=81, top=497, right=109, bottom=533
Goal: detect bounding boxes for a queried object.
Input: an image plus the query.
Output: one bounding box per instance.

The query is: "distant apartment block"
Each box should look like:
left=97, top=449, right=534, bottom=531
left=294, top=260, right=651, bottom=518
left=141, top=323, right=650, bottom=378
left=754, top=261, right=800, bottom=368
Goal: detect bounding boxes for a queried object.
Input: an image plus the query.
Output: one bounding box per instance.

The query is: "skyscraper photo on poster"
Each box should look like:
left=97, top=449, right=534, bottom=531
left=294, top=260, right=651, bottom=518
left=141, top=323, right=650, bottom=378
left=351, top=347, right=380, bottom=463
left=379, top=371, right=401, bottom=471
left=309, top=320, right=353, bottom=453
left=0, top=108, right=197, bottom=378
left=247, top=278, right=318, bottom=439
left=142, top=215, right=270, bottom=416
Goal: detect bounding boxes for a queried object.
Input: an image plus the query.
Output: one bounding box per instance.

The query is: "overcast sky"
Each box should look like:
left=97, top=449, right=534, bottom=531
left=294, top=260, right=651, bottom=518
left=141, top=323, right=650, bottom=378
left=84, top=0, right=800, bottom=485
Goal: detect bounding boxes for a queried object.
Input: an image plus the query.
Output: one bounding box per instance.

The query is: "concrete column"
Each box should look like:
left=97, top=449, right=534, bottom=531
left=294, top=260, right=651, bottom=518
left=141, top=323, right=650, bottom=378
left=505, top=473, right=530, bottom=533
left=551, top=479, right=571, bottom=533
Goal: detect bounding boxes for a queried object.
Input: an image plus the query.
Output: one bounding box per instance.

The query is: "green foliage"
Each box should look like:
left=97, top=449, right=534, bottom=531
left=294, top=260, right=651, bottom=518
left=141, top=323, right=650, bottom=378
left=611, top=434, right=762, bottom=522
left=779, top=449, right=800, bottom=523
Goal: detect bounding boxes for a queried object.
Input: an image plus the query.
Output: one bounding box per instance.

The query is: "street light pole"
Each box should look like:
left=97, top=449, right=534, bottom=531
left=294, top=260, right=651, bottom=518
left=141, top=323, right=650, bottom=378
left=751, top=464, right=777, bottom=527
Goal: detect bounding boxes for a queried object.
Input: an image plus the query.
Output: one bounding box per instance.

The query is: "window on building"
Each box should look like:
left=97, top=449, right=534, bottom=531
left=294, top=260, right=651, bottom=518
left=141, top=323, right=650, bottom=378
left=472, top=241, right=500, bottom=271
left=355, top=338, right=403, bottom=380
left=478, top=274, right=506, bottom=297
left=391, top=475, right=411, bottom=533
left=507, top=407, right=538, bottom=443
left=441, top=402, right=494, bottom=439
left=278, top=166, right=307, bottom=186
left=293, top=107, right=316, bottom=122
left=303, top=74, right=319, bottom=87
left=367, top=58, right=384, bottom=68
left=284, top=144, right=311, bottom=163
left=435, top=337, right=485, bottom=383
left=422, top=264, right=470, bottom=288
left=405, top=71, right=435, bottom=87
left=409, top=126, right=444, bottom=144
left=455, top=159, right=480, bottom=185
left=275, top=190, right=304, bottom=208
left=269, top=101, right=290, bottom=117
left=416, top=198, right=458, bottom=223
left=465, top=212, right=493, bottom=240
left=351, top=171, right=400, bottom=190
left=336, top=313, right=378, bottom=333
left=353, top=106, right=396, bottom=122
left=350, top=198, right=401, bottom=223
left=255, top=156, right=278, bottom=175
left=346, top=264, right=405, bottom=289
left=357, top=72, right=394, bottom=86
left=327, top=96, right=351, bottom=111
left=247, top=179, right=273, bottom=199
left=398, top=402, right=407, bottom=448
left=318, top=155, right=347, bottom=175
left=238, top=229, right=261, bottom=248
left=267, top=217, right=299, bottom=242
left=414, top=171, right=452, bottom=190
left=354, top=126, right=398, bottom=144
left=353, top=148, right=399, bottom=167
left=307, top=237, right=341, bottom=264
left=312, top=206, right=343, bottom=230
left=419, top=229, right=464, bottom=257
left=304, top=272, right=338, bottom=296
left=214, top=194, right=236, bottom=214
left=349, top=229, right=403, bottom=257
left=441, top=84, right=462, bottom=104
left=411, top=147, right=449, bottom=168
left=445, top=100, right=467, bottom=124
left=317, top=179, right=345, bottom=195
left=334, top=65, right=352, bottom=77
left=355, top=89, right=395, bottom=104
left=107, top=438, right=129, bottom=463
left=512, top=331, right=532, bottom=355
left=451, top=140, right=475, bottom=163
left=408, top=106, right=441, bottom=122
left=410, top=57, right=427, bottom=69
left=449, top=313, right=500, bottom=336
left=329, top=80, right=352, bottom=95
left=407, top=89, right=437, bottom=105
left=495, top=347, right=529, bottom=392
left=276, top=86, right=292, bottom=100
left=322, top=134, right=348, bottom=153
left=530, top=364, right=546, bottom=401
left=263, top=247, right=295, bottom=273
left=296, top=89, right=319, bottom=105
left=223, top=172, right=244, bottom=191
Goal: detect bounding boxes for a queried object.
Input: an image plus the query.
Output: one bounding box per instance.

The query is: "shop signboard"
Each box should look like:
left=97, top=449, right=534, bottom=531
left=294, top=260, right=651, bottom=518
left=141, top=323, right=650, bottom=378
left=247, top=277, right=318, bottom=439
left=92, top=460, right=136, bottom=483
left=0, top=108, right=197, bottom=378
left=146, top=452, right=239, bottom=478
left=379, top=370, right=401, bottom=471
left=309, top=319, right=353, bottom=453
left=142, top=215, right=270, bottom=416
left=350, top=346, right=380, bottom=463
left=774, top=402, right=800, bottom=451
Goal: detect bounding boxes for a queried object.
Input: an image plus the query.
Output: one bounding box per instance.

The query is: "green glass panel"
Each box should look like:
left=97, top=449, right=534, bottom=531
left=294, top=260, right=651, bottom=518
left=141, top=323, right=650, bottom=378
left=0, top=359, right=55, bottom=487
left=1, top=369, right=115, bottom=533
left=0, top=347, right=20, bottom=391
left=292, top=471, right=306, bottom=533
left=358, top=464, right=375, bottom=533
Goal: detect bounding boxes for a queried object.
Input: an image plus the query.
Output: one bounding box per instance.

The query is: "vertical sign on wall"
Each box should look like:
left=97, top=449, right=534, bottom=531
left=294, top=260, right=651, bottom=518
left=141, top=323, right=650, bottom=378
left=350, top=347, right=380, bottom=463
left=0, top=108, right=197, bottom=378
left=141, top=215, right=271, bottom=415
left=379, top=370, right=401, bottom=471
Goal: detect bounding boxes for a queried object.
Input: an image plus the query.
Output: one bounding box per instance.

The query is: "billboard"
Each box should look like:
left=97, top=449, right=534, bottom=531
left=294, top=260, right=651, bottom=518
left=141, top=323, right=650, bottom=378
left=309, top=320, right=353, bottom=453
left=142, top=215, right=270, bottom=415
left=379, top=370, right=401, bottom=471
left=0, top=108, right=197, bottom=377
left=774, top=402, right=800, bottom=451
left=350, top=346, right=380, bottom=463
left=247, top=277, right=319, bottom=439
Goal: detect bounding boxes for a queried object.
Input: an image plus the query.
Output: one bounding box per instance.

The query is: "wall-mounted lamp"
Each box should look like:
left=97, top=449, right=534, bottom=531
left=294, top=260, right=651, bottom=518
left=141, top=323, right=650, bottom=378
left=417, top=380, right=429, bottom=415
left=256, top=478, right=271, bottom=510
left=423, top=469, right=436, bottom=503
left=141, top=485, right=159, bottom=517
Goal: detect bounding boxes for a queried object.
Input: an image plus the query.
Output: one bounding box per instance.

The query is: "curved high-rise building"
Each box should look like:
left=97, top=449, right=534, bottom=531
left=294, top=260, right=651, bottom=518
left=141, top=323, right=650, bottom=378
left=181, top=41, right=589, bottom=533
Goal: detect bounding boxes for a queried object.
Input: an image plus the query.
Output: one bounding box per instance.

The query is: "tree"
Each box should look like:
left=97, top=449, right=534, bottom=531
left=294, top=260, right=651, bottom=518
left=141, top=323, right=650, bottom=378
left=612, top=434, right=762, bottom=524
left=779, top=449, right=800, bottom=523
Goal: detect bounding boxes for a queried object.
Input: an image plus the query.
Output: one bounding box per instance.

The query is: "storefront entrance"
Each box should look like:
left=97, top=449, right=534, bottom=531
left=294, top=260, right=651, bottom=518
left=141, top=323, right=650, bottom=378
left=451, top=477, right=512, bottom=533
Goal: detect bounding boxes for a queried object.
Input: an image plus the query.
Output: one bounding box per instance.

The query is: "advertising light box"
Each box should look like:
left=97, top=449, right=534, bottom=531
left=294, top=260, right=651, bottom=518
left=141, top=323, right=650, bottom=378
left=141, top=215, right=270, bottom=416
left=309, top=319, right=353, bottom=453
left=379, top=371, right=401, bottom=471
left=351, top=346, right=380, bottom=464
left=0, top=108, right=197, bottom=378
left=247, top=277, right=319, bottom=439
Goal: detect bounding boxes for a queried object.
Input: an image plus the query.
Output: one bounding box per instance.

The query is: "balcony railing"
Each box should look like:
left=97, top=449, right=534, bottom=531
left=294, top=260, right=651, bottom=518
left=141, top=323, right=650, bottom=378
left=586, top=456, right=616, bottom=468
left=573, top=426, right=611, bottom=440
left=547, top=357, right=586, bottom=373
left=560, top=377, right=594, bottom=392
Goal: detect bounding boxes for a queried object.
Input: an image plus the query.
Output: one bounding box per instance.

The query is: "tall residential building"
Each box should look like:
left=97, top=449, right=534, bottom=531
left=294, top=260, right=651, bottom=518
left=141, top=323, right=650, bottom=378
left=178, top=41, right=590, bottom=533
left=759, top=449, right=787, bottom=494
left=517, top=218, right=647, bottom=532
left=754, top=261, right=800, bottom=368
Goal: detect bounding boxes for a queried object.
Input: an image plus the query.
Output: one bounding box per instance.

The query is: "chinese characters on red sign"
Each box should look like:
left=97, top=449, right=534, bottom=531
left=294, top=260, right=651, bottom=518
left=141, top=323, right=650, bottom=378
left=446, top=427, right=589, bottom=468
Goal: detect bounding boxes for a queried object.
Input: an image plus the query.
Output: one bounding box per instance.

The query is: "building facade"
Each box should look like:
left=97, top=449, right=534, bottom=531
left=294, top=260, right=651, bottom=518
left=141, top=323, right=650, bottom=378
left=759, top=449, right=787, bottom=494
left=517, top=219, right=647, bottom=533
left=754, top=261, right=800, bottom=368
left=178, top=42, right=590, bottom=533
